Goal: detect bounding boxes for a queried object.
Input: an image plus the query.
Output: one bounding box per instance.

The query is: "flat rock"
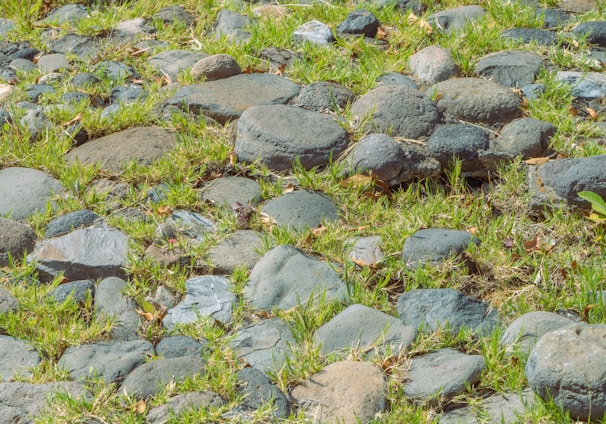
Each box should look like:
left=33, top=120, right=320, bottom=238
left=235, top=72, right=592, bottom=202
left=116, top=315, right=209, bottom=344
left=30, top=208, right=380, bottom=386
left=432, top=78, right=522, bottom=123
left=291, top=360, right=387, bottom=424
left=345, top=236, right=384, bottom=267
left=427, top=5, right=486, bottom=33
left=261, top=190, right=340, bottom=231
left=375, top=72, right=419, bottom=88
left=528, top=154, right=606, bottom=211
left=190, top=53, right=240, bottom=81
left=475, top=50, right=542, bottom=88
left=439, top=389, right=535, bottom=423
left=44, top=209, right=99, bottom=238
left=120, top=356, right=206, bottom=399
left=501, top=311, right=575, bottom=353
left=27, top=222, right=129, bottom=282
left=541, top=8, right=571, bottom=29
left=555, top=71, right=606, bottom=100
left=296, top=81, right=355, bottom=112
left=0, top=217, right=36, bottom=266
left=155, top=335, right=205, bottom=358
left=152, top=5, right=195, bottom=27
left=337, top=10, right=379, bottom=38
left=230, top=318, right=296, bottom=372
left=491, top=117, right=555, bottom=159
left=501, top=28, right=558, bottom=45
left=215, top=10, right=252, bottom=42
left=207, top=230, right=263, bottom=274
left=49, top=279, right=95, bottom=305
left=0, top=167, right=65, bottom=220
left=163, top=276, right=236, bottom=329
left=168, top=209, right=215, bottom=244
left=58, top=340, right=154, bottom=384
left=397, top=288, right=501, bottom=335
left=526, top=323, right=606, bottom=421
left=426, top=124, right=491, bottom=174
left=409, top=46, right=457, bottom=85
left=573, top=21, right=606, bottom=47
left=0, top=287, right=18, bottom=314
left=313, top=304, right=417, bottom=357
left=65, top=126, right=177, bottom=173
left=94, top=60, right=137, bottom=82
left=0, top=336, right=40, bottom=381
left=293, top=20, right=335, bottom=45
left=244, top=245, right=348, bottom=310
left=199, top=176, right=262, bottom=208
left=165, top=73, right=300, bottom=124
left=401, top=228, right=479, bottom=269
left=146, top=391, right=224, bottom=424
left=94, top=277, right=140, bottom=341
left=350, top=85, right=440, bottom=139
left=236, top=367, right=290, bottom=418
left=48, top=34, right=101, bottom=60
left=236, top=104, right=348, bottom=171
left=36, top=53, right=69, bottom=73
left=148, top=49, right=208, bottom=82
left=403, top=348, right=485, bottom=404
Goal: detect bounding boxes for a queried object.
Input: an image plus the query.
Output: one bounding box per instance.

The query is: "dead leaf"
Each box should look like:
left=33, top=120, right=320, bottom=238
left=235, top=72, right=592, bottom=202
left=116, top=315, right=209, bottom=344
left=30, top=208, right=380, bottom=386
left=283, top=183, right=296, bottom=193
left=407, top=13, right=418, bottom=25
left=157, top=205, right=173, bottom=215
left=419, top=19, right=433, bottom=34
left=586, top=107, right=599, bottom=120
left=523, top=235, right=556, bottom=253
left=242, top=66, right=266, bottom=74
left=467, top=227, right=478, bottom=235
left=311, top=225, right=327, bottom=237
left=582, top=304, right=594, bottom=322
left=272, top=63, right=286, bottom=76
left=377, top=26, right=388, bottom=41
left=135, top=309, right=155, bottom=321
left=133, top=399, right=146, bottom=414
left=536, top=176, right=545, bottom=192
left=524, top=157, right=550, bottom=166
left=569, top=105, right=579, bottom=116
left=62, top=112, right=83, bottom=127
left=228, top=150, right=237, bottom=166
left=381, top=354, right=399, bottom=373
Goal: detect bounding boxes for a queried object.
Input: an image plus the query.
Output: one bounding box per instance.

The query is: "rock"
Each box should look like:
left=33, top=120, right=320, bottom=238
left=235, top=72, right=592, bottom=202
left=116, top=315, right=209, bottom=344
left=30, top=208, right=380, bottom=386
left=214, top=10, right=252, bottom=42
left=0, top=19, right=15, bottom=37
left=10, top=58, right=36, bottom=73
left=168, top=209, right=215, bottom=244
left=291, top=360, right=387, bottom=424
left=0, top=218, right=36, bottom=266
left=555, top=71, right=606, bottom=100
left=375, top=72, right=419, bottom=88
left=44, top=210, right=99, bottom=238
left=163, top=276, right=236, bottom=330
left=165, top=73, right=299, bottom=124
left=113, top=17, right=155, bottom=40
left=95, top=60, right=137, bottom=82
left=49, top=279, right=95, bottom=305
left=526, top=323, right=606, bottom=421
left=397, top=288, right=500, bottom=335
left=148, top=49, right=208, bottom=82
left=432, top=78, right=522, bottom=123
left=65, top=126, right=177, bottom=173
left=501, top=311, right=576, bottom=353
left=522, top=83, right=545, bottom=100
left=293, top=20, right=335, bottom=45
left=155, top=336, right=205, bottom=358
left=401, top=228, right=479, bottom=269
left=20, top=108, right=51, bottom=141
left=207, top=230, right=263, bottom=274
left=120, top=356, right=206, bottom=399
left=560, top=0, right=598, bottom=12
left=58, top=340, right=154, bottom=384
left=0, top=107, right=11, bottom=124
left=0, top=84, right=14, bottom=104
left=146, top=391, right=224, bottom=424
left=528, top=155, right=606, bottom=211
left=475, top=50, right=542, bottom=88
left=244, top=245, right=348, bottom=310
left=439, top=389, right=535, bottom=423
left=491, top=118, right=555, bottom=159
left=501, top=28, right=558, bottom=46
left=402, top=348, right=485, bottom=404
left=70, top=72, right=100, bottom=88
left=541, top=8, right=571, bottom=29
left=427, top=5, right=486, bottom=33
left=0, top=68, right=16, bottom=84
left=345, top=236, right=384, bottom=267
left=144, top=243, right=184, bottom=267
left=370, top=0, right=422, bottom=13
left=235, top=105, right=348, bottom=172
left=0, top=336, right=41, bottom=381
left=260, top=46, right=300, bottom=69
left=426, top=124, right=491, bottom=174
left=350, top=85, right=440, bottom=139
left=236, top=367, right=290, bottom=418
left=296, top=81, right=355, bottom=112
left=110, top=85, right=147, bottom=104
left=87, top=178, right=130, bottom=209
left=0, top=287, right=18, bottom=314
left=409, top=46, right=457, bottom=85
left=48, top=34, right=101, bottom=60
left=152, top=5, right=195, bottom=27
left=252, top=5, right=291, bottom=20
left=36, top=53, right=69, bottom=73
left=230, top=318, right=296, bottom=372
left=190, top=54, right=241, bottom=81
left=94, top=277, right=140, bottom=341
left=337, top=10, right=379, bottom=38
left=261, top=190, right=340, bottom=231
left=27, top=222, right=129, bottom=282
left=573, top=21, right=606, bottom=47
left=313, top=304, right=417, bottom=357
left=0, top=167, right=65, bottom=220
left=43, top=4, right=88, bottom=24
left=199, top=176, right=262, bottom=208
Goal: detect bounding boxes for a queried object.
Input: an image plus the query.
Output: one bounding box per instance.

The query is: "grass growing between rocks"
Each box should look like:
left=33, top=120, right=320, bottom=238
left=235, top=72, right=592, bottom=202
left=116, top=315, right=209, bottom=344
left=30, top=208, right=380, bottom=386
left=1, top=0, right=606, bottom=422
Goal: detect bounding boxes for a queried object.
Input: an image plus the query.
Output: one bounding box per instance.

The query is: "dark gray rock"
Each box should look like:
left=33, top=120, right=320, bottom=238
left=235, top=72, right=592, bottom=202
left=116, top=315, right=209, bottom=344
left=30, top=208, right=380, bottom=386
left=230, top=318, right=296, bottom=372
left=0, top=336, right=40, bottom=381
left=62, top=91, right=90, bottom=104
left=350, top=85, right=440, bottom=139
left=427, top=5, right=486, bottom=33
left=293, top=20, right=335, bottom=45
left=207, top=230, right=263, bottom=274
left=475, top=50, right=542, bottom=88
left=0, top=68, right=16, bottom=84
left=49, top=279, right=95, bottom=305
left=0, top=167, right=65, bottom=220
left=261, top=190, right=339, bottom=231
left=110, top=85, right=147, bottom=104
left=296, top=81, right=355, bottom=112
left=43, top=4, right=89, bottom=24
left=148, top=49, right=208, bottom=82
left=25, top=84, right=55, bottom=103
left=168, top=209, right=215, bottom=244
left=501, top=311, right=575, bottom=354
left=427, top=124, right=491, bottom=174
left=215, top=10, right=252, bottom=42
left=165, top=73, right=299, bottom=124
left=397, top=288, right=501, bottom=335
left=163, top=276, right=236, bottom=330
left=541, top=8, right=571, bottom=29
left=235, top=104, right=348, bottom=172
left=199, top=176, right=262, bottom=208
left=70, top=72, right=100, bottom=88
left=94, top=60, right=137, bottom=82
left=120, top=356, right=206, bottom=399
left=501, top=28, right=558, bottom=46
left=236, top=367, right=290, bottom=418
left=0, top=287, right=17, bottom=314
left=345, top=236, right=384, bottom=267
left=409, top=46, right=457, bottom=85
left=0, top=217, right=36, bottom=266
left=555, top=71, right=606, bottom=100
left=44, top=210, right=99, bottom=238
left=337, top=10, right=379, bottom=38
left=146, top=391, right=224, bottom=424
left=439, top=389, right=535, bottom=423
left=94, top=277, right=140, bottom=341
left=369, top=0, right=421, bottom=13
left=260, top=46, right=300, bottom=69
left=526, top=323, right=606, bottom=421
left=156, top=336, right=205, bottom=358
left=573, top=21, right=606, bottom=47
left=528, top=155, right=606, bottom=211
left=402, top=228, right=479, bottom=269
left=48, top=34, right=101, bottom=60
left=403, top=348, right=485, bottom=404
left=58, top=340, right=154, bottom=384
left=152, top=5, right=195, bottom=27
left=190, top=54, right=241, bottom=81
left=492, top=118, right=555, bottom=159
left=0, top=108, right=12, bottom=125
left=20, top=108, right=51, bottom=141
left=375, top=72, right=419, bottom=88
left=37, top=53, right=69, bottom=73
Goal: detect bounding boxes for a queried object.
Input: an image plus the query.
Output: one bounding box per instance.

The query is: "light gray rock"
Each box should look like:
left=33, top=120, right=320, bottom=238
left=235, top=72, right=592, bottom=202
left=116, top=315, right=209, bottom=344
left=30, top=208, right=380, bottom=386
left=163, top=276, right=236, bottom=329
left=526, top=323, right=606, bottom=421
left=501, top=311, right=575, bottom=353
left=191, top=54, right=241, bottom=81
left=0, top=168, right=63, bottom=221
left=199, top=176, right=262, bottom=208
left=0, top=287, right=18, bottom=314
left=296, top=81, right=355, bottom=112
left=475, top=50, right=542, bottom=88
left=439, top=389, right=536, bottom=423
left=244, top=245, right=348, bottom=310
left=409, top=46, right=457, bottom=85
left=237, top=367, right=290, bottom=418
left=113, top=17, right=155, bottom=39
left=345, top=236, right=384, bottom=267
left=403, top=348, right=485, bottom=404
left=426, top=124, right=491, bottom=174
left=0, top=336, right=40, bottom=381
left=0, top=218, right=36, bottom=266
left=207, top=230, right=263, bottom=274
left=401, top=228, right=479, bottom=269
left=555, top=71, right=606, bottom=100
left=491, top=118, right=555, bottom=159
left=94, top=277, right=140, bottom=341
left=36, top=53, right=70, bottom=73
left=261, top=190, right=340, bottom=231
left=235, top=104, right=348, bottom=172
left=148, top=49, right=208, bottom=82
left=168, top=209, right=215, bottom=244
left=427, top=5, right=486, bottom=33
left=0, top=18, right=15, bottom=37
left=293, top=20, right=335, bottom=45
left=291, top=360, right=387, bottom=424
left=214, top=10, right=252, bottom=42
left=146, top=391, right=224, bottom=424
left=44, top=210, right=100, bottom=238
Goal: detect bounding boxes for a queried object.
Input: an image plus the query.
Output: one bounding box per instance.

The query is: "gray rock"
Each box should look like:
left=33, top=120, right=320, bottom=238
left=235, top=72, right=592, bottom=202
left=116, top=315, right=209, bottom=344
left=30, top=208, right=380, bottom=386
left=345, top=236, right=384, bottom=267
left=148, top=49, right=208, bottom=82
left=409, top=46, right=457, bottom=85
left=501, top=28, right=558, bottom=46
left=48, top=34, right=101, bottom=60
left=261, top=190, right=340, bottom=231
left=62, top=91, right=90, bottom=105
left=427, top=124, right=491, bottom=174
left=146, top=391, right=224, bottom=424
left=20, top=108, right=51, bottom=141
left=49, top=279, right=95, bottom=305
left=94, top=277, right=141, bottom=341
left=110, top=85, right=147, bottom=104
left=350, top=85, right=440, bottom=139
left=0, top=68, right=16, bottom=84
left=133, top=39, right=169, bottom=56
left=43, top=4, right=89, bottom=24
left=65, top=126, right=177, bottom=173
left=44, top=210, right=99, bottom=238
left=237, top=367, right=290, bottom=418
left=199, top=176, right=262, bottom=208
left=439, top=389, right=535, bottom=423
left=27, top=222, right=129, bottom=282
left=560, top=0, right=598, bottom=12
left=475, top=50, right=542, bottom=88
left=573, top=21, right=606, bottom=47
left=296, top=81, right=355, bottom=112
left=165, top=73, right=299, bottom=124
left=293, top=20, right=335, bottom=45
left=86, top=178, right=130, bottom=208
left=522, top=83, right=545, bottom=100
left=369, top=0, right=421, bottom=13
left=0, top=287, right=18, bottom=314
left=214, top=10, right=252, bottom=42
left=555, top=71, right=606, bottom=100
left=113, top=17, right=155, bottom=39
left=491, top=117, right=555, bottom=159
left=541, top=8, right=571, bottom=29
left=230, top=318, right=296, bottom=372
left=0, top=217, right=36, bottom=266
left=427, top=5, right=486, bottom=33
left=207, top=230, right=263, bottom=274
left=94, top=60, right=137, bottom=82
left=36, top=53, right=69, bottom=73
left=0, top=107, right=12, bottom=125
left=244, top=245, right=348, bottom=310
left=0, top=19, right=15, bottom=37
left=70, top=72, right=100, bottom=88
left=526, top=323, right=606, bottom=421
left=10, top=58, right=36, bottom=73
left=260, top=46, right=300, bottom=69
left=403, top=348, right=485, bottom=404
left=501, top=311, right=575, bottom=354
left=235, top=104, right=348, bottom=172
left=0, top=167, right=65, bottom=220
left=58, top=340, right=154, bottom=383
left=190, top=54, right=241, bottom=81
left=152, top=5, right=195, bottom=27
left=337, top=10, right=379, bottom=38
left=291, top=360, right=387, bottom=424
left=401, top=228, right=479, bottom=269
left=314, top=304, right=417, bottom=357
left=156, top=336, right=205, bottom=358
left=397, top=288, right=500, bottom=335
left=375, top=72, right=419, bottom=88
left=120, top=356, right=206, bottom=399
left=432, top=77, right=522, bottom=123
left=168, top=209, right=215, bottom=244
left=163, top=276, right=236, bottom=330
left=528, top=154, right=606, bottom=211
left=0, top=336, right=40, bottom=381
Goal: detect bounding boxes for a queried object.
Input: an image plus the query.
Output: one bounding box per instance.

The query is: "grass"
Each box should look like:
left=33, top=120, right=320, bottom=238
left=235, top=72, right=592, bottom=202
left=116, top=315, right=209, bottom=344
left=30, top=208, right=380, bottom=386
left=1, top=0, right=606, bottom=422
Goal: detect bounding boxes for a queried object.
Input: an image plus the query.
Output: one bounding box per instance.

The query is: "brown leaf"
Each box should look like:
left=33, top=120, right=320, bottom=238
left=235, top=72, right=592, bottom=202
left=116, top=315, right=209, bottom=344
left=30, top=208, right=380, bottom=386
left=467, top=227, right=478, bottom=235
left=419, top=19, right=433, bottom=34
left=381, top=354, right=400, bottom=373
left=582, top=304, right=594, bottom=322
left=157, top=205, right=173, bottom=215
left=272, top=63, right=286, bottom=76
left=340, top=174, right=374, bottom=187
left=228, top=150, right=237, bottom=166
left=135, top=309, right=155, bottom=321
left=586, top=107, right=599, bottom=120
left=283, top=183, right=296, bottom=193
left=133, top=399, right=146, bottom=414
left=311, top=225, right=327, bottom=237
left=524, top=157, right=550, bottom=166
left=376, top=26, right=388, bottom=41
left=407, top=13, right=418, bottom=25
left=62, top=112, right=83, bottom=127
left=569, top=105, right=579, bottom=116
left=242, top=66, right=265, bottom=74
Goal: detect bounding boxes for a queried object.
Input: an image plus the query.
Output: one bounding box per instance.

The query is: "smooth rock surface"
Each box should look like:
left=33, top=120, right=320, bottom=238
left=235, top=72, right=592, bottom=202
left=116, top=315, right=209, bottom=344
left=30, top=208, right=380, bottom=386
left=94, top=277, right=140, bottom=341
left=237, top=367, right=290, bottom=418
left=409, top=46, right=457, bottom=84
left=148, top=49, right=208, bottom=81
left=401, top=228, right=479, bottom=269
left=261, top=190, right=340, bottom=231
left=555, top=71, right=606, bottom=100
left=475, top=50, right=542, bottom=88
left=501, top=311, right=575, bottom=353
left=199, top=176, right=262, bottom=208
left=427, top=5, right=486, bottom=33
left=190, top=54, right=241, bottom=81
left=207, top=230, right=263, bottom=274
left=293, top=20, right=335, bottom=45
left=492, top=118, right=556, bottom=159
left=0, top=336, right=40, bottom=381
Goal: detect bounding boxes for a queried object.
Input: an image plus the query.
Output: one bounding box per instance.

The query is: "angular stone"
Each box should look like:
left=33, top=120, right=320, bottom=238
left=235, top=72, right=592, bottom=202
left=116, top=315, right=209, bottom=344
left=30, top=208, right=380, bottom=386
left=555, top=71, right=606, bottom=100
left=427, top=5, right=486, bottom=33
left=148, top=49, right=208, bottom=82
left=199, top=176, right=262, bottom=208
left=337, top=10, right=379, bottom=38
left=168, top=209, right=215, bottom=244
left=0, top=336, right=41, bottom=381
left=261, top=190, right=340, bottom=231
left=501, top=311, right=575, bottom=354
left=44, top=210, right=100, bottom=238
left=475, top=50, right=542, bottom=88
left=296, top=81, right=355, bottom=112
left=291, top=361, right=387, bottom=424
left=146, top=391, right=224, bottom=424
left=49, top=279, right=95, bottom=305
left=235, top=105, right=348, bottom=172
left=293, top=20, right=335, bottom=45
left=501, top=28, right=557, bottom=46
left=573, top=21, right=606, bottom=47
left=94, top=277, right=140, bottom=342
left=190, top=54, right=241, bottom=81
left=237, top=367, right=290, bottom=418
left=207, top=230, right=263, bottom=274
left=0, top=218, right=36, bottom=266
left=401, top=228, right=479, bottom=269
left=156, top=336, right=205, bottom=359
left=426, top=124, right=491, bottom=174
left=409, top=46, right=457, bottom=85
left=492, top=118, right=555, bottom=159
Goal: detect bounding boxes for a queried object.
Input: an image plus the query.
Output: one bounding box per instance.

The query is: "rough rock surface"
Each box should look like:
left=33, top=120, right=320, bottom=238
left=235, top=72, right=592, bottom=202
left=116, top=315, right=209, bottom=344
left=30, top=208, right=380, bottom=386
left=0, top=336, right=41, bottom=381
left=501, top=311, right=575, bottom=353
left=0, top=218, right=36, bottom=266
left=409, top=46, right=457, bottom=84
left=94, top=277, right=141, bottom=341
left=439, top=389, right=536, bottom=423
left=146, top=391, right=225, bottom=424
left=401, top=228, right=479, bottom=269
left=261, top=190, right=340, bottom=231
left=475, top=50, right=542, bottom=88
left=207, top=230, right=263, bottom=274
left=237, top=367, right=290, bottom=418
